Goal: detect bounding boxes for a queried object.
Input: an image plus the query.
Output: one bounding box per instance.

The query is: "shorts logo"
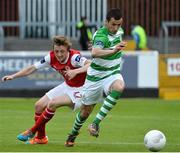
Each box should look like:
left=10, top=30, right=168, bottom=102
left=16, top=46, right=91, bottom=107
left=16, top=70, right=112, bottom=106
left=74, top=92, right=82, bottom=98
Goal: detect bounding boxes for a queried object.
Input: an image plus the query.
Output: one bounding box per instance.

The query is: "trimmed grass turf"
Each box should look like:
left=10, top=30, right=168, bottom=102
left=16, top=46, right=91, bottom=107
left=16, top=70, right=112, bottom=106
left=0, top=98, right=180, bottom=152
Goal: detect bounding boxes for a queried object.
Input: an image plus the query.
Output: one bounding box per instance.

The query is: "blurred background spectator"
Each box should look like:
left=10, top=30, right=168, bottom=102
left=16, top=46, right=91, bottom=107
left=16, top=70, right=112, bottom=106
left=131, top=25, right=148, bottom=51
left=76, top=16, right=96, bottom=50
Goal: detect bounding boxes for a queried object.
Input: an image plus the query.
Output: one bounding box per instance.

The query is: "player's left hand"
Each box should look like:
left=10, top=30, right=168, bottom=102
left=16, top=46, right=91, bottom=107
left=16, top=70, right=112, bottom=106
left=88, top=41, right=92, bottom=50
left=64, top=69, right=77, bottom=80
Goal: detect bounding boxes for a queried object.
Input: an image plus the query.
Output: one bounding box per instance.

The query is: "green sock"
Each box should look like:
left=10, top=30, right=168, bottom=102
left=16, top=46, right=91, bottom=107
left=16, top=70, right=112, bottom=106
left=93, top=90, right=122, bottom=125
left=71, top=112, right=87, bottom=135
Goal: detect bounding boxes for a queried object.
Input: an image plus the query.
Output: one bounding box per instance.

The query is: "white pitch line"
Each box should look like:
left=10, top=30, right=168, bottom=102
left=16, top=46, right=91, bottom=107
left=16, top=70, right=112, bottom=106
left=1, top=152, right=180, bottom=153
left=50, top=139, right=180, bottom=146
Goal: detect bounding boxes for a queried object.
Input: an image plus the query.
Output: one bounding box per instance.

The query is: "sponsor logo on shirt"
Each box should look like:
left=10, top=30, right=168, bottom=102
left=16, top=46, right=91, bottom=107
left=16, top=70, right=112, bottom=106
left=75, top=55, right=81, bottom=62
left=40, top=58, right=46, bottom=64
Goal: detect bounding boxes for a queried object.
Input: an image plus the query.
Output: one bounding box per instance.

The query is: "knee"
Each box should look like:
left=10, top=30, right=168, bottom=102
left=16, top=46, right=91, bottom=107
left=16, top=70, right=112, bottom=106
left=35, top=102, right=44, bottom=113
left=80, top=105, right=93, bottom=118
left=118, top=82, right=125, bottom=92
left=81, top=110, right=90, bottom=118
left=48, top=99, right=58, bottom=111
left=112, top=80, right=125, bottom=92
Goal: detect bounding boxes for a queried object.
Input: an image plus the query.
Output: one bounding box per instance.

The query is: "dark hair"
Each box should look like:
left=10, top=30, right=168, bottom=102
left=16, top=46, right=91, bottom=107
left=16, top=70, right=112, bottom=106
left=53, top=35, right=71, bottom=50
left=106, top=8, right=122, bottom=21
left=81, top=16, right=87, bottom=21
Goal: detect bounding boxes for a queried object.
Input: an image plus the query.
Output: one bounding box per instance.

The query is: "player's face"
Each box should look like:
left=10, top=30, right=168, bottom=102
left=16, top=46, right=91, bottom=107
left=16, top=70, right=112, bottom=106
left=106, top=17, right=123, bottom=34
left=54, top=45, right=69, bottom=63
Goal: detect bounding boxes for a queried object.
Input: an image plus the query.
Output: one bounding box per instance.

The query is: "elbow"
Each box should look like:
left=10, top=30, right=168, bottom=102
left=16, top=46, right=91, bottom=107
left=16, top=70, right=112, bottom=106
left=91, top=49, right=99, bottom=57
left=91, top=52, right=96, bottom=57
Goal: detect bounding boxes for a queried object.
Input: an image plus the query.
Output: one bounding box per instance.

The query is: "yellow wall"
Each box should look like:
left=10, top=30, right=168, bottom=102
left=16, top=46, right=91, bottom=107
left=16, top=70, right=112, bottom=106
left=124, top=40, right=136, bottom=51
left=159, top=54, right=180, bottom=88
left=159, top=54, right=180, bottom=99
left=124, top=39, right=149, bottom=51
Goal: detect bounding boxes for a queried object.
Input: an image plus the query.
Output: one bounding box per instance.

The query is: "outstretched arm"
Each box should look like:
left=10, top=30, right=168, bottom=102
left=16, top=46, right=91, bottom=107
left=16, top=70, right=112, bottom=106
left=2, top=65, right=37, bottom=82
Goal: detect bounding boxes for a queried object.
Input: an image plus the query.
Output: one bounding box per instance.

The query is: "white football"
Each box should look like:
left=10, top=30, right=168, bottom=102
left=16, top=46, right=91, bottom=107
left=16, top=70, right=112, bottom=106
left=144, top=130, right=166, bottom=152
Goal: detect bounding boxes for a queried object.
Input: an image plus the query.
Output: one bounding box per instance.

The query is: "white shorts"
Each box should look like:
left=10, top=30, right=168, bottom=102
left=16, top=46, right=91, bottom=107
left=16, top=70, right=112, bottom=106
left=81, top=73, right=124, bottom=105
left=46, top=82, right=83, bottom=110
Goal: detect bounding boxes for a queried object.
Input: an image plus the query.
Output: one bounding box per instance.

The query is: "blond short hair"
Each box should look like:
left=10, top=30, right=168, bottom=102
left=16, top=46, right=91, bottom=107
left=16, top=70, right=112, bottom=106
left=53, top=35, right=72, bottom=50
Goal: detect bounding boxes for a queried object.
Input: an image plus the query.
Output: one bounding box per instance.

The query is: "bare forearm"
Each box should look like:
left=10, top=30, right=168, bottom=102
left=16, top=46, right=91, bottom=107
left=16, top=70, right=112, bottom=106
left=92, top=41, right=127, bottom=57
left=64, top=60, right=91, bottom=80
left=75, top=60, right=91, bottom=74
left=12, top=65, right=36, bottom=79
left=2, top=65, right=37, bottom=82
left=91, top=48, right=115, bottom=57
left=4, top=65, right=36, bottom=80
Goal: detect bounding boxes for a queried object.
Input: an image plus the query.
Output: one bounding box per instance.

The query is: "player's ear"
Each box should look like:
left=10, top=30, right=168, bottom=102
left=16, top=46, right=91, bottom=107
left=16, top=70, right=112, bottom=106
left=105, top=20, right=108, bottom=26
left=67, top=45, right=71, bottom=51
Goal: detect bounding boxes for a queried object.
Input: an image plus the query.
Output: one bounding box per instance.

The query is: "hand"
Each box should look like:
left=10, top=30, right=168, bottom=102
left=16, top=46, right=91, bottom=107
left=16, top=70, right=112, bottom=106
left=64, top=69, right=77, bottom=80
left=113, top=41, right=127, bottom=53
left=88, top=41, right=92, bottom=50
left=1, top=75, right=14, bottom=82
left=119, top=41, right=127, bottom=48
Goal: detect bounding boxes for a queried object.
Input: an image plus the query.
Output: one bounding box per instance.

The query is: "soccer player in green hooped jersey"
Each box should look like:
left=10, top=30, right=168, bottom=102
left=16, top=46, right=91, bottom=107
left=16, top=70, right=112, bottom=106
left=65, top=8, right=127, bottom=147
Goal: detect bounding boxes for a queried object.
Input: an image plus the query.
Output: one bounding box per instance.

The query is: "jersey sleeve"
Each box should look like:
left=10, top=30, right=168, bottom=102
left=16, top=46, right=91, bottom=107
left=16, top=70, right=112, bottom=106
left=33, top=54, right=50, bottom=69
left=93, top=35, right=108, bottom=49
left=71, top=54, right=87, bottom=67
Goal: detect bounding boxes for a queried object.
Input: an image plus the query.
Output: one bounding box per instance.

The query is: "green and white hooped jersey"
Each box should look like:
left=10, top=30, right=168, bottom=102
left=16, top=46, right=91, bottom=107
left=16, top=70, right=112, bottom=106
left=87, top=26, right=124, bottom=82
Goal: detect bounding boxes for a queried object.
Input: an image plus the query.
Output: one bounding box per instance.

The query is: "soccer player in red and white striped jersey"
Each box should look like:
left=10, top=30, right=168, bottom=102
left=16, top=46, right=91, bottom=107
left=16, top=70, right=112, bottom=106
left=2, top=36, right=91, bottom=144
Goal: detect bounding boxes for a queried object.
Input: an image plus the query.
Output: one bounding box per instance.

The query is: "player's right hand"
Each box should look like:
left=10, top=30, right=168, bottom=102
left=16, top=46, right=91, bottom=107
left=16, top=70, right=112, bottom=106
left=1, top=76, right=14, bottom=82
left=113, top=41, right=127, bottom=53
left=88, top=41, right=92, bottom=50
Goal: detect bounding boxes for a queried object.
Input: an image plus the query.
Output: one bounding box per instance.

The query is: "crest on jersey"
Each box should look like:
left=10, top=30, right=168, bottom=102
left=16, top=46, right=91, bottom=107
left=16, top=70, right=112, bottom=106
left=95, top=41, right=104, bottom=48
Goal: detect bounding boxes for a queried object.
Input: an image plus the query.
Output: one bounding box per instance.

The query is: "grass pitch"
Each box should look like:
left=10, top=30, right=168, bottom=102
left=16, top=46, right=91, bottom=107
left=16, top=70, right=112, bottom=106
left=0, top=98, right=180, bottom=152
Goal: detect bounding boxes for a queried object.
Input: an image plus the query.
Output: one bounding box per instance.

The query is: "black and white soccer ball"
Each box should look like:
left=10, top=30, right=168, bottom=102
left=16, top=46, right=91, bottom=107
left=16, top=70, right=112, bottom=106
left=144, top=130, right=166, bottom=152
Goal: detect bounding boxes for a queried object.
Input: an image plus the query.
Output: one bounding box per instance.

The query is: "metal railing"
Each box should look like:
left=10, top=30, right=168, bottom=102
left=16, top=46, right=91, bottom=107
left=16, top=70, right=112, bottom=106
left=18, top=0, right=107, bottom=39
left=0, top=26, right=4, bottom=50
left=160, top=21, right=180, bottom=54
left=0, top=0, right=107, bottom=40
left=0, top=21, right=67, bottom=39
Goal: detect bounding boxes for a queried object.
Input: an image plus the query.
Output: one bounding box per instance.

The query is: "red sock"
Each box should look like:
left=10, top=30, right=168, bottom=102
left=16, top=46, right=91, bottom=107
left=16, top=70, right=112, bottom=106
left=31, top=108, right=55, bottom=134
left=34, top=112, right=41, bottom=122
left=34, top=112, right=46, bottom=139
